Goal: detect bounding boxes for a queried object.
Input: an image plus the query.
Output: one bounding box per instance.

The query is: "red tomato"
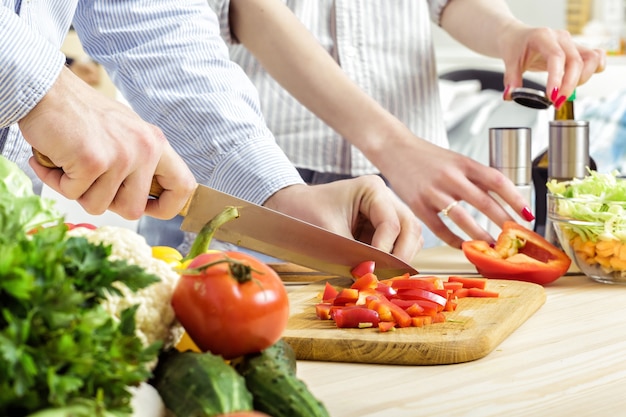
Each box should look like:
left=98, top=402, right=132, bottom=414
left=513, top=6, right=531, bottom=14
left=462, top=221, right=571, bottom=286
left=171, top=251, right=290, bottom=359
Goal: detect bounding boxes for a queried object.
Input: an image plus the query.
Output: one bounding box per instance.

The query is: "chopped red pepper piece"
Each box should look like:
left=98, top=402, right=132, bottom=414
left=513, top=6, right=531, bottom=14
left=332, top=288, right=360, bottom=305
left=315, top=266, right=499, bottom=330
left=350, top=260, right=376, bottom=279
left=321, top=282, right=339, bottom=302
left=315, top=303, right=333, bottom=320
left=351, top=272, right=379, bottom=291
left=378, top=321, right=396, bottom=332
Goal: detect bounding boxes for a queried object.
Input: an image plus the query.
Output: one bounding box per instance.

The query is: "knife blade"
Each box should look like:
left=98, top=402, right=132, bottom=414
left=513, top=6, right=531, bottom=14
left=33, top=150, right=417, bottom=278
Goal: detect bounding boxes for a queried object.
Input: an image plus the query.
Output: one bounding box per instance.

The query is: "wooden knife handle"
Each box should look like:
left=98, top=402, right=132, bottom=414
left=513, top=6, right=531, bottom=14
left=32, top=148, right=57, bottom=169
left=32, top=148, right=192, bottom=216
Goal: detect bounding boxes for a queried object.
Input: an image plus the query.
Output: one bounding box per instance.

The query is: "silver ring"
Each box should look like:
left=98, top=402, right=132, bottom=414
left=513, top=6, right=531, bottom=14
left=439, top=200, right=459, bottom=217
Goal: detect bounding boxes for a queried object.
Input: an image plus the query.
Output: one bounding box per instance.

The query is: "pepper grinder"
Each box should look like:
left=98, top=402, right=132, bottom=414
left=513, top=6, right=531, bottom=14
left=487, top=127, right=533, bottom=236
left=532, top=92, right=596, bottom=236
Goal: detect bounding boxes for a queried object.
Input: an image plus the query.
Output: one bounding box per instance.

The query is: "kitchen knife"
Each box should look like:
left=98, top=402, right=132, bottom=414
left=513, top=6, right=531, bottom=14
left=33, top=150, right=417, bottom=278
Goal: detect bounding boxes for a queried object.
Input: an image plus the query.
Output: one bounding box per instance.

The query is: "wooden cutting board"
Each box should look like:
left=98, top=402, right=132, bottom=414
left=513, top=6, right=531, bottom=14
left=283, top=276, right=546, bottom=365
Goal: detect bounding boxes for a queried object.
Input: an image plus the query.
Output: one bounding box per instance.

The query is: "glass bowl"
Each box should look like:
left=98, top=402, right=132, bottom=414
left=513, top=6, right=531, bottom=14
left=548, top=193, right=626, bottom=284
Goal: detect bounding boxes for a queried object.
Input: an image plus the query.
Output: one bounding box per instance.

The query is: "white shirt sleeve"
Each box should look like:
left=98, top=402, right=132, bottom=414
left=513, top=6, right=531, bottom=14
left=427, top=0, right=453, bottom=25
left=72, top=0, right=303, bottom=204
left=206, top=0, right=237, bottom=44
left=0, top=6, right=65, bottom=127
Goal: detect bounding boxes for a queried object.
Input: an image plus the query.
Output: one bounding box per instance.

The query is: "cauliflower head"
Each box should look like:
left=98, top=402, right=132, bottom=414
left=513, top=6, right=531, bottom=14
left=68, top=226, right=183, bottom=348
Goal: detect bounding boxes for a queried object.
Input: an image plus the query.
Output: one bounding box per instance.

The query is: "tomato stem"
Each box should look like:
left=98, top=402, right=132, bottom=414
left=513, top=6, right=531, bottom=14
left=184, top=206, right=240, bottom=260
left=186, top=256, right=263, bottom=284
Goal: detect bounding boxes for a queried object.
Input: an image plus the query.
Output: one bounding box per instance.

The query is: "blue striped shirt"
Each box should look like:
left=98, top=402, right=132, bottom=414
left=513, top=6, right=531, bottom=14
left=209, top=0, right=451, bottom=176
left=0, top=0, right=303, bottom=204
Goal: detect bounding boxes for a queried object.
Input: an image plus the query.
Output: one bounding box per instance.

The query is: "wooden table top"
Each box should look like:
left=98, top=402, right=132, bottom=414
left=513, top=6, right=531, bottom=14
left=290, top=246, right=626, bottom=417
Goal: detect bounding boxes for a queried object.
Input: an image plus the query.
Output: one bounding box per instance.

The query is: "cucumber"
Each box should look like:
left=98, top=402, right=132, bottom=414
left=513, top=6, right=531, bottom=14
left=262, top=338, right=297, bottom=374
left=151, top=350, right=253, bottom=417
left=232, top=340, right=330, bottom=417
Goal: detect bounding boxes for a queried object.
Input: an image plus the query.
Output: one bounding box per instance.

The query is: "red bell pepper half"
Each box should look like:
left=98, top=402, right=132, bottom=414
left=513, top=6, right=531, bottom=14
left=462, top=221, right=571, bottom=286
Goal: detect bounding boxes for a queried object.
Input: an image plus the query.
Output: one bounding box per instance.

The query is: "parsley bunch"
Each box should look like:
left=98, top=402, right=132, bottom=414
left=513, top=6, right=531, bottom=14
left=0, top=157, right=162, bottom=416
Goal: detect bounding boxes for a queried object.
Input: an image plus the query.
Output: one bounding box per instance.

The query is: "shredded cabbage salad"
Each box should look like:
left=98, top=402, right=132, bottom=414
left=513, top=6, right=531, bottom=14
left=547, top=170, right=626, bottom=242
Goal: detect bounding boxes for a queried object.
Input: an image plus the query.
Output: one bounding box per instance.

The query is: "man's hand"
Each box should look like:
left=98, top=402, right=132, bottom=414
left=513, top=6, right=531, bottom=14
left=20, top=67, right=196, bottom=220
left=263, top=176, right=424, bottom=263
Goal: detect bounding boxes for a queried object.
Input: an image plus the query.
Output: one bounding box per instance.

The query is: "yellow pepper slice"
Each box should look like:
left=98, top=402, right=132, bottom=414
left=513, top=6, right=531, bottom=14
left=152, top=246, right=183, bottom=265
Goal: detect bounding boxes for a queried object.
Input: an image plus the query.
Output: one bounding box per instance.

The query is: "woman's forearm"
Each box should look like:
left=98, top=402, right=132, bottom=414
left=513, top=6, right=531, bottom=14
left=438, top=0, right=523, bottom=58
left=228, top=0, right=410, bottom=159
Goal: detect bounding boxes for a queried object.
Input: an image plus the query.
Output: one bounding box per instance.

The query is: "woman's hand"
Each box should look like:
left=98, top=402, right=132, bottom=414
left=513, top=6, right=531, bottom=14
left=498, top=25, right=606, bottom=106
left=374, top=135, right=531, bottom=250
left=439, top=0, right=606, bottom=107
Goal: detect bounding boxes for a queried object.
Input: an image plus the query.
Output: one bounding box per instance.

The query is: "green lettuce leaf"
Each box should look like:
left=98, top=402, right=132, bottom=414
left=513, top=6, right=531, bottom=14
left=547, top=170, right=626, bottom=241
left=0, top=156, right=60, bottom=233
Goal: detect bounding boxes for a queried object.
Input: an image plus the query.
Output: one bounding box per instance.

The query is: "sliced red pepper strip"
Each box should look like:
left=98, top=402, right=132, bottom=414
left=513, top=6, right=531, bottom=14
left=389, top=299, right=419, bottom=309
left=378, top=273, right=411, bottom=286
left=384, top=299, right=413, bottom=328
left=452, top=288, right=470, bottom=299
left=467, top=288, right=499, bottom=298
left=447, top=276, right=487, bottom=290
left=442, top=281, right=464, bottom=291
left=333, top=306, right=380, bottom=328
left=390, top=279, right=436, bottom=292
left=395, top=288, right=448, bottom=308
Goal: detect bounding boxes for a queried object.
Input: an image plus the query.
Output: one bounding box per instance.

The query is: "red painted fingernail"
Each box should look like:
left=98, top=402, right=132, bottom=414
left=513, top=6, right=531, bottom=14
left=503, top=85, right=511, bottom=100
left=554, top=95, right=567, bottom=109
left=551, top=87, right=559, bottom=102
left=521, top=206, right=535, bottom=222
